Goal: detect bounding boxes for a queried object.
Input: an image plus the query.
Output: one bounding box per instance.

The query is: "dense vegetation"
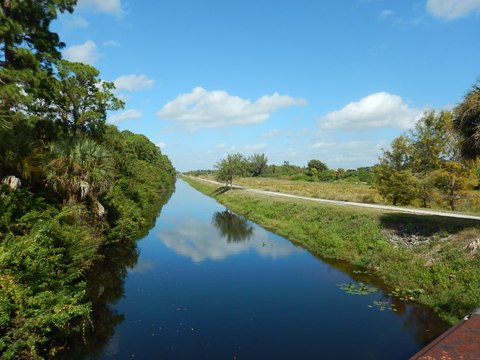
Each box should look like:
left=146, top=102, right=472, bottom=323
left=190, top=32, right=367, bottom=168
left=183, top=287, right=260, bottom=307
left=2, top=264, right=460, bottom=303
left=188, top=154, right=373, bottom=185
left=0, top=1, right=175, bottom=358
left=184, top=177, right=480, bottom=324
left=375, top=110, right=477, bottom=210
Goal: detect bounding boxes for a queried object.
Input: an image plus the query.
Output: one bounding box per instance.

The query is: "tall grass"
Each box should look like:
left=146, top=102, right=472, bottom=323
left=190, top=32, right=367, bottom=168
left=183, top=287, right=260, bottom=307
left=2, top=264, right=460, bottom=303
left=235, top=177, right=381, bottom=203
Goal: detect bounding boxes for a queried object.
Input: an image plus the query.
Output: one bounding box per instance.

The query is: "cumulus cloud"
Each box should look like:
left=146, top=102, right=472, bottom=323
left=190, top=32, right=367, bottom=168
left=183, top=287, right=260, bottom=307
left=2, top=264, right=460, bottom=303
left=77, top=0, right=124, bottom=16
left=108, top=109, right=142, bottom=123
left=312, top=140, right=389, bottom=168
left=156, top=142, right=166, bottom=149
left=319, top=92, right=423, bottom=131
left=64, top=40, right=100, bottom=65
left=114, top=74, right=154, bottom=92
left=157, top=87, right=307, bottom=131
left=426, top=0, right=480, bottom=19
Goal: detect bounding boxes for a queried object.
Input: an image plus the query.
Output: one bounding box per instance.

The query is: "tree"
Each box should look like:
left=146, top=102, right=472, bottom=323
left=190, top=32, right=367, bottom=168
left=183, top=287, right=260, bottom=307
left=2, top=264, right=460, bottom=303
left=52, top=60, right=124, bottom=138
left=307, top=159, right=328, bottom=172
left=410, top=110, right=457, bottom=207
left=45, top=138, right=114, bottom=206
left=215, top=153, right=248, bottom=188
left=0, top=119, right=44, bottom=183
left=248, top=153, right=268, bottom=177
left=453, top=80, right=480, bottom=160
left=1, top=0, right=76, bottom=69
left=374, top=136, right=417, bottom=206
left=0, top=0, right=77, bottom=131
left=433, top=161, right=477, bottom=211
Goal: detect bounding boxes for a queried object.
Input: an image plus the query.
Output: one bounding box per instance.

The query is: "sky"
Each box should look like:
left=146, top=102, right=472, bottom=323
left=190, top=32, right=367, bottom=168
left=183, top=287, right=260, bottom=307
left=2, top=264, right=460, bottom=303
left=52, top=0, right=480, bottom=172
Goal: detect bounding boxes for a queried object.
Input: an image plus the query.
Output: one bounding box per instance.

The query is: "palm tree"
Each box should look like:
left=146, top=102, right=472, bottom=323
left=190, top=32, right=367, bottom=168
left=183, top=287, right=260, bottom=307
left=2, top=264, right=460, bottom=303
left=249, top=153, right=268, bottom=176
left=0, top=121, right=44, bottom=184
left=453, top=81, right=480, bottom=160
left=45, top=138, right=114, bottom=205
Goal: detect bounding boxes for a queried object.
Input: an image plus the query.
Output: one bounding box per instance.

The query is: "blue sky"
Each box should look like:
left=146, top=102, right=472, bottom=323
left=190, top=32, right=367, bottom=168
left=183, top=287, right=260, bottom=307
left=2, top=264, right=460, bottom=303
left=53, top=0, right=480, bottom=172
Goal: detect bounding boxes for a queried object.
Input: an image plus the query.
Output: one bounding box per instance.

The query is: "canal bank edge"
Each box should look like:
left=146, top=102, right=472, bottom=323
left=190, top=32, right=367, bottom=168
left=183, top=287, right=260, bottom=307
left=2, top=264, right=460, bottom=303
left=181, top=175, right=480, bottom=324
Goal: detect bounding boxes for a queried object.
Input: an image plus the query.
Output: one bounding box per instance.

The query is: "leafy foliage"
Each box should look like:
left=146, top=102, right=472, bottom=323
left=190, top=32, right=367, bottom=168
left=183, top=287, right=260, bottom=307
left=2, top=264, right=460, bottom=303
left=374, top=110, right=477, bottom=209
left=0, top=2, right=176, bottom=357
left=454, top=80, right=480, bottom=160
left=215, top=153, right=249, bottom=187
left=52, top=60, right=124, bottom=138
left=45, top=138, right=114, bottom=205
left=248, top=153, right=268, bottom=177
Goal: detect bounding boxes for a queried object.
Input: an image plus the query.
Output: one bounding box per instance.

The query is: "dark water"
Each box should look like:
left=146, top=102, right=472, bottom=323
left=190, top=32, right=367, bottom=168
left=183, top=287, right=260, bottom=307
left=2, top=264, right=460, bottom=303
left=81, top=179, right=448, bottom=359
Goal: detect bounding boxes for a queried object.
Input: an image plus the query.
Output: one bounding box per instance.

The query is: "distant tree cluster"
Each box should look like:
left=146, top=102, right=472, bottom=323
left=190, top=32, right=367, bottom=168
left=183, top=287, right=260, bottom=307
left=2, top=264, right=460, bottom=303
left=212, top=151, right=374, bottom=187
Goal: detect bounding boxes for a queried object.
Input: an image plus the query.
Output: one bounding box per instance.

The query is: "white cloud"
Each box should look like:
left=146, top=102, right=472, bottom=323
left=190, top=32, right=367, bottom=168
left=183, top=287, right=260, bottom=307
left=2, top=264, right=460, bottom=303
left=62, top=15, right=89, bottom=31
left=426, top=0, right=480, bottom=19
left=114, top=74, right=154, bottom=92
left=129, top=261, right=154, bottom=274
left=64, top=40, right=100, bottom=65
left=380, top=9, right=394, bottom=19
left=157, top=218, right=298, bottom=263
left=312, top=140, right=389, bottom=168
left=108, top=109, right=142, bottom=123
left=263, top=129, right=280, bottom=138
left=319, top=92, right=423, bottom=131
left=77, top=0, right=124, bottom=16
left=157, top=87, right=307, bottom=131
left=104, top=40, right=120, bottom=47
left=215, top=143, right=227, bottom=149
left=244, top=143, right=267, bottom=152
left=156, top=142, right=166, bottom=149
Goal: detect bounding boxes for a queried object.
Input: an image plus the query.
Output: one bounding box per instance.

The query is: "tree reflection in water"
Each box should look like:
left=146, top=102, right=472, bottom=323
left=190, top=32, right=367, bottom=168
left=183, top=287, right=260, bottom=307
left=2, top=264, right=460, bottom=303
left=57, top=190, right=173, bottom=359
left=212, top=210, right=254, bottom=243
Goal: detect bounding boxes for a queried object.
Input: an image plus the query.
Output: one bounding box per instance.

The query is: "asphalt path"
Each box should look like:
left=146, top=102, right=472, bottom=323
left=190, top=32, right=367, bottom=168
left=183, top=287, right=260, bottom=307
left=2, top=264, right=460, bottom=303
left=187, top=176, right=480, bottom=222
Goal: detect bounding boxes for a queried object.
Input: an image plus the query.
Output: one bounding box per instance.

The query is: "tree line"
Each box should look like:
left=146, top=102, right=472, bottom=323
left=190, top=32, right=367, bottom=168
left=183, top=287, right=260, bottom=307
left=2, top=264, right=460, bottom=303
left=186, top=154, right=373, bottom=188
left=0, top=1, right=175, bottom=358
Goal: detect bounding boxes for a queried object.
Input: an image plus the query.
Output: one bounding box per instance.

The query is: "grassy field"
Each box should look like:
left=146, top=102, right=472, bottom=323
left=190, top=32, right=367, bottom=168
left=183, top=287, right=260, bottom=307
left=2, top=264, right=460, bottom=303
left=183, top=176, right=480, bottom=324
left=200, top=176, right=381, bottom=203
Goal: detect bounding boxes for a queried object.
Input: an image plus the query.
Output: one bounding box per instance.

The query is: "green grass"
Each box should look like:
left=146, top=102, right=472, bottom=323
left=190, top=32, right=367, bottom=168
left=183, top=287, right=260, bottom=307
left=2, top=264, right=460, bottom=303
left=183, top=176, right=480, bottom=324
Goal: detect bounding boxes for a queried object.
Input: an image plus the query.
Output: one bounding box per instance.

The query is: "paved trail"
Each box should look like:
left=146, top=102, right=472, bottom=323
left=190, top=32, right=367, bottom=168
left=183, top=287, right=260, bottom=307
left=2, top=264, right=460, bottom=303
left=187, top=176, right=480, bottom=222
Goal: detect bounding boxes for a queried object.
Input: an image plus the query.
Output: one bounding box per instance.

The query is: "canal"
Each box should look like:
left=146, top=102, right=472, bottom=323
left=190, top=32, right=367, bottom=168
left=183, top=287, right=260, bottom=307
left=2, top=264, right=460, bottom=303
left=84, top=179, right=448, bottom=359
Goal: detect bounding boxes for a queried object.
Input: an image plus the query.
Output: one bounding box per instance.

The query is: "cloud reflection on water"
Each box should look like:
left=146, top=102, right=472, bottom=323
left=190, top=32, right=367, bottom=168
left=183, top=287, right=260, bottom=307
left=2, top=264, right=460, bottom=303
left=129, top=260, right=155, bottom=274
left=156, top=215, right=299, bottom=263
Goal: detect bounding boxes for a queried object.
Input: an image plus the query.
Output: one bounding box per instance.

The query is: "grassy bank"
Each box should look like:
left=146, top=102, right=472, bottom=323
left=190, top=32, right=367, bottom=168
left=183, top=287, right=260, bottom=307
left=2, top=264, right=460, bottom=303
left=183, top=176, right=480, bottom=324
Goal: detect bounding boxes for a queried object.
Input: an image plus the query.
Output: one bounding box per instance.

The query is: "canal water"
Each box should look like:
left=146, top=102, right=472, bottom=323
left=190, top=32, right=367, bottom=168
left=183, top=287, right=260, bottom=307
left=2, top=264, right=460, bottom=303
left=90, top=179, right=448, bottom=359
